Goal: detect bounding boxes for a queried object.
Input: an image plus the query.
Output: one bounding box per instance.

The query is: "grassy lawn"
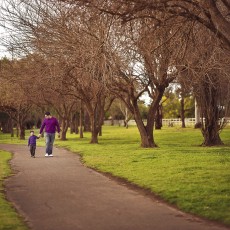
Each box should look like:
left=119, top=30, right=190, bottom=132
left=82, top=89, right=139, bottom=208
left=0, top=150, right=28, bottom=230
left=0, top=126, right=230, bottom=227
left=55, top=126, right=230, bottom=226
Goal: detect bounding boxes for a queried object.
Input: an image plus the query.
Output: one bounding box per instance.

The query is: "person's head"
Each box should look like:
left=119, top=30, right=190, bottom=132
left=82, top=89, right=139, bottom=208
left=45, top=111, right=51, bottom=118
left=30, top=130, right=34, bottom=136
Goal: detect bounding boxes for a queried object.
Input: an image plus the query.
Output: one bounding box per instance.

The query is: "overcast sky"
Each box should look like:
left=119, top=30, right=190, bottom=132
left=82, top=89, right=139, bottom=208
left=0, top=26, right=10, bottom=58
left=0, top=1, right=8, bottom=58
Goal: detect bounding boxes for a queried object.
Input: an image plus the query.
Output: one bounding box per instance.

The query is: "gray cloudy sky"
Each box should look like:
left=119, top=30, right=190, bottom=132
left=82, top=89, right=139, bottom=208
left=0, top=26, right=9, bottom=57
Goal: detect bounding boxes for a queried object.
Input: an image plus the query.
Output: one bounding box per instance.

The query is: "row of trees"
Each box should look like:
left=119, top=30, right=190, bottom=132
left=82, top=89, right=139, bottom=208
left=0, top=0, right=229, bottom=147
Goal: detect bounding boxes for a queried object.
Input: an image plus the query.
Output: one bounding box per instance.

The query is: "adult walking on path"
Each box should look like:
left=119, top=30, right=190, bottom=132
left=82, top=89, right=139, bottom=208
left=39, top=111, right=60, bottom=157
left=1, top=144, right=229, bottom=230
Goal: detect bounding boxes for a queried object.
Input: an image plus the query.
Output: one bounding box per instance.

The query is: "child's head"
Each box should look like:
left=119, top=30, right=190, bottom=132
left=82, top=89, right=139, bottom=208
left=30, top=130, right=34, bottom=136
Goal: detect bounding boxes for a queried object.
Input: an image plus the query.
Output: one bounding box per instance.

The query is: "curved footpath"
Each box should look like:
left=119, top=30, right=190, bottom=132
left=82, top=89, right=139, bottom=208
left=0, top=144, right=229, bottom=230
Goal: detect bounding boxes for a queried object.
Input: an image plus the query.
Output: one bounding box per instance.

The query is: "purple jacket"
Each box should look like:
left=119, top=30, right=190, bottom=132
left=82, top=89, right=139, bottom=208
left=28, top=135, right=39, bottom=146
left=39, top=117, right=60, bottom=134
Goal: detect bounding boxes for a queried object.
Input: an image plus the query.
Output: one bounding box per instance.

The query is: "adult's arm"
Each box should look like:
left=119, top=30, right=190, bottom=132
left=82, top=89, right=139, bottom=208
left=39, top=120, right=46, bottom=134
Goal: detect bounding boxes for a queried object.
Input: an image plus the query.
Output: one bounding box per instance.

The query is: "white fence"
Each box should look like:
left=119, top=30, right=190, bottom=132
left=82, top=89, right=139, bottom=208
left=104, top=118, right=230, bottom=127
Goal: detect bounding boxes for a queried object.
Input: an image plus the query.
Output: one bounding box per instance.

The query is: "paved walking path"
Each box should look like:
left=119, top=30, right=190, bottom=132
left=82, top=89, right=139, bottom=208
left=0, top=144, right=229, bottom=230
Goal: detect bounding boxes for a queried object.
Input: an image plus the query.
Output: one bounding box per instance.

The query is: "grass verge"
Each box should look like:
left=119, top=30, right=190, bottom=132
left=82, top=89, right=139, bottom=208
left=0, top=150, right=28, bottom=230
left=0, top=126, right=230, bottom=226
left=55, top=126, right=230, bottom=226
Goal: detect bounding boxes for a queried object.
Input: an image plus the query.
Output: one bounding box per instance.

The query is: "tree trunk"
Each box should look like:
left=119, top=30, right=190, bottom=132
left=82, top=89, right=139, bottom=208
left=75, top=115, right=79, bottom=134
left=124, top=120, right=129, bottom=129
left=90, top=127, right=99, bottom=144
left=201, top=105, right=223, bottom=146
left=36, top=118, right=42, bottom=129
left=99, top=126, right=102, bottom=136
left=19, top=124, right=25, bottom=140
left=155, top=104, right=162, bottom=130
left=60, top=119, right=69, bottom=140
left=1, top=117, right=12, bottom=133
left=17, top=111, right=25, bottom=140
left=79, top=101, right=83, bottom=138
left=137, top=118, right=156, bottom=147
left=129, top=86, right=165, bottom=148
left=180, top=97, right=186, bottom=128
left=86, top=97, right=105, bottom=144
left=10, top=118, right=14, bottom=137
left=200, top=78, right=223, bottom=146
left=89, top=113, right=104, bottom=144
left=60, top=132, right=66, bottom=140
left=90, top=116, right=100, bottom=144
left=133, top=100, right=157, bottom=148
left=16, top=125, right=19, bottom=137
left=139, top=129, right=156, bottom=147
left=202, top=124, right=223, bottom=146
left=84, top=109, right=91, bottom=132
left=145, top=87, right=165, bottom=147
left=79, top=124, right=83, bottom=138
left=70, top=113, right=75, bottom=134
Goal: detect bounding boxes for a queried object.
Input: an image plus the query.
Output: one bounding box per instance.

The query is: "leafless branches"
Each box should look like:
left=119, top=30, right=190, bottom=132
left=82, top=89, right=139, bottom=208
left=0, top=0, right=229, bottom=146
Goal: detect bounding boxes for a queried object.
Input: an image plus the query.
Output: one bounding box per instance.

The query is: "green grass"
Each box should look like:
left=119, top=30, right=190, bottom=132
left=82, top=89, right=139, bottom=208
left=0, top=150, right=28, bottom=230
left=0, top=126, right=230, bottom=226
left=55, top=126, right=230, bottom=226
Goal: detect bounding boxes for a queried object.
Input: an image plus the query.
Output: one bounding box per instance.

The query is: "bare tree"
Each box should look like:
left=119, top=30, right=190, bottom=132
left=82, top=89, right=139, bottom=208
left=1, top=1, right=113, bottom=143
left=0, top=58, right=32, bottom=139
left=73, top=0, right=230, bottom=49
left=3, top=0, right=229, bottom=149
left=65, top=0, right=230, bottom=146
left=107, top=18, right=185, bottom=147
left=180, top=26, right=230, bottom=146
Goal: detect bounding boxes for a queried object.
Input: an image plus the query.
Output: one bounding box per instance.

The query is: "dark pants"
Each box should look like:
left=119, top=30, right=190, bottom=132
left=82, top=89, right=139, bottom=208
left=30, top=145, right=36, bottom=156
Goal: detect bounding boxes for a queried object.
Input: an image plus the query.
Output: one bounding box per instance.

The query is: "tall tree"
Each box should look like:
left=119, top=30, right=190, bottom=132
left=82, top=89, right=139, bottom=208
left=107, top=19, right=184, bottom=147
left=180, top=26, right=230, bottom=146
left=0, top=58, right=32, bottom=139
left=1, top=1, right=113, bottom=143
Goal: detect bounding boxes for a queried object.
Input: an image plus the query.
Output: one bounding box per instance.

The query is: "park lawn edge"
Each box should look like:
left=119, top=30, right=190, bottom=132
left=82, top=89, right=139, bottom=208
left=78, top=154, right=230, bottom=229
left=0, top=150, right=28, bottom=230
left=0, top=142, right=229, bottom=229
left=0, top=126, right=230, bottom=227
left=68, top=148, right=229, bottom=229
left=54, top=126, right=230, bottom=227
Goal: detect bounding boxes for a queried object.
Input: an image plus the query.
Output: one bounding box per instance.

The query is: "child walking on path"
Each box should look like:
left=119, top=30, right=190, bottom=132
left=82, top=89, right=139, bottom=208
left=28, top=130, right=39, bottom=158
